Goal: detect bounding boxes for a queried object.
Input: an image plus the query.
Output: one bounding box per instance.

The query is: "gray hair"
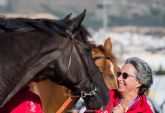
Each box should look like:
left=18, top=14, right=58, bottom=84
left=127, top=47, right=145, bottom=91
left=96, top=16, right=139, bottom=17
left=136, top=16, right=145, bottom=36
left=125, top=57, right=153, bottom=95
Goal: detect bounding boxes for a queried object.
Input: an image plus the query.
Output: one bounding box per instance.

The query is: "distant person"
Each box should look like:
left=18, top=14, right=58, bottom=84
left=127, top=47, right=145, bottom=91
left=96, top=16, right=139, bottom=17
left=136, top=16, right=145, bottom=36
left=95, top=57, right=153, bottom=113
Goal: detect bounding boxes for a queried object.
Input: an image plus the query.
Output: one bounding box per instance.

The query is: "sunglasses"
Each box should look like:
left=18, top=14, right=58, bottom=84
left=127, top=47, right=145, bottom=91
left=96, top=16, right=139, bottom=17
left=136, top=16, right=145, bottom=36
left=117, top=71, right=136, bottom=79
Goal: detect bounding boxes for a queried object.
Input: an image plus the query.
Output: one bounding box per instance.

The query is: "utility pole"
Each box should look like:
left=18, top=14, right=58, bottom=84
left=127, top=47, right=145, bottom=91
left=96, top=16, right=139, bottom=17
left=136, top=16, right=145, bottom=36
left=97, top=0, right=114, bottom=41
left=102, top=0, right=108, bottom=32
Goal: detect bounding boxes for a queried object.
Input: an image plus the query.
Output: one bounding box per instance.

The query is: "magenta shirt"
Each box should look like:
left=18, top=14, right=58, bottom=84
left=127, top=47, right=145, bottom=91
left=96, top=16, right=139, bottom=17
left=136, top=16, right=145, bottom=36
left=0, top=88, right=44, bottom=113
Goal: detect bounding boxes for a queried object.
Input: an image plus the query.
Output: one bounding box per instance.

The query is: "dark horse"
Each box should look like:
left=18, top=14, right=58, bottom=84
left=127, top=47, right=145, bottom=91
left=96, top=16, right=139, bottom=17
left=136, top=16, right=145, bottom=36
left=0, top=10, right=109, bottom=110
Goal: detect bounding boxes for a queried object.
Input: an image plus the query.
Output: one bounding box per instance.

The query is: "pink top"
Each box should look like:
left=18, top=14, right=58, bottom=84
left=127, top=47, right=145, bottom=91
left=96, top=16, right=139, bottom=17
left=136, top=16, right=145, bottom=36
left=0, top=88, right=44, bottom=113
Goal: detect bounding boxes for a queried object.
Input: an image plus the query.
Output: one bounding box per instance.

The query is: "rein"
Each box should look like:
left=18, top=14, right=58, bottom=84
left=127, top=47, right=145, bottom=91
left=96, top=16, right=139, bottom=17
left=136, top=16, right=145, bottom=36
left=56, top=97, right=72, bottom=113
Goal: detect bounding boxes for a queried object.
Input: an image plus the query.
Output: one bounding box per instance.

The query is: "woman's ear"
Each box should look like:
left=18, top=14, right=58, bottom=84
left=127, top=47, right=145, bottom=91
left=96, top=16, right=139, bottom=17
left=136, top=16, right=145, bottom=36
left=136, top=79, right=142, bottom=88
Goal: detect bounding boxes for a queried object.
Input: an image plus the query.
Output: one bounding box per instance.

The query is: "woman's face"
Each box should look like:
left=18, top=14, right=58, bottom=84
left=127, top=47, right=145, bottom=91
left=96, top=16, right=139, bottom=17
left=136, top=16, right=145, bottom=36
left=117, top=63, right=141, bottom=94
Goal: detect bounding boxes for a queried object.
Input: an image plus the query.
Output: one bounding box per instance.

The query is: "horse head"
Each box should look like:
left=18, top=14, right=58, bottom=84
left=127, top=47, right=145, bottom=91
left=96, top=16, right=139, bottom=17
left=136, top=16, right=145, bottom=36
left=92, top=38, right=118, bottom=89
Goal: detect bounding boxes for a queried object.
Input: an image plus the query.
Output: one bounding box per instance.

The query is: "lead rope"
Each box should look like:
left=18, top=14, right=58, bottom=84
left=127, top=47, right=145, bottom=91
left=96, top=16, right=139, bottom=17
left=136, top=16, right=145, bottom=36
left=56, top=97, right=72, bottom=113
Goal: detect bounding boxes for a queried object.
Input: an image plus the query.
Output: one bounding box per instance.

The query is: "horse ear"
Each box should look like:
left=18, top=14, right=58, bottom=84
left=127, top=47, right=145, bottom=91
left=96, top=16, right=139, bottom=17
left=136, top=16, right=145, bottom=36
left=104, top=37, right=112, bottom=51
left=69, top=9, right=86, bottom=31
left=63, top=13, right=72, bottom=21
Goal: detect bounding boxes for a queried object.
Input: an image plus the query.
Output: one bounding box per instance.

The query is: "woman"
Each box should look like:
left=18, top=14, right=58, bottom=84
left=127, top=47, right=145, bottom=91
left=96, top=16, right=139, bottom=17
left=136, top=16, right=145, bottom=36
left=96, top=57, right=153, bottom=113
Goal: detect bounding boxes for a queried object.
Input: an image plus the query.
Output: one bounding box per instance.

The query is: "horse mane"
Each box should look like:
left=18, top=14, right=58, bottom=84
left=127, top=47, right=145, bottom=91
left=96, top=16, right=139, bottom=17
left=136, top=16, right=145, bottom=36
left=0, top=16, right=91, bottom=43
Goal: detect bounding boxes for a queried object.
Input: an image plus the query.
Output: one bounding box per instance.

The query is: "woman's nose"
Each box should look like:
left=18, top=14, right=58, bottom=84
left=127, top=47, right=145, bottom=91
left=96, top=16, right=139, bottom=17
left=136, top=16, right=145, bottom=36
left=117, top=74, right=123, bottom=80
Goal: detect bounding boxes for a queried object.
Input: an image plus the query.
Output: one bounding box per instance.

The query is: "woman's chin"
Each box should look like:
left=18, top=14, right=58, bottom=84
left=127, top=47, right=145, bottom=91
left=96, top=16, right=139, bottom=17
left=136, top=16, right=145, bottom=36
left=117, top=87, right=125, bottom=93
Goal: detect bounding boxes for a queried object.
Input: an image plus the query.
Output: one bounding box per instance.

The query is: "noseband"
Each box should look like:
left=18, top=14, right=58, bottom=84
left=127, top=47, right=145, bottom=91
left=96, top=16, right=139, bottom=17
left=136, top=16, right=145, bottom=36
left=93, top=56, right=111, bottom=61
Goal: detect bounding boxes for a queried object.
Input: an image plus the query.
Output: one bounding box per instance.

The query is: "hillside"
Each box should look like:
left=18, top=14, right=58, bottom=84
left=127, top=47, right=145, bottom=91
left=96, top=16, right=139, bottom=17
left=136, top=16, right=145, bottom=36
left=0, top=0, right=165, bottom=30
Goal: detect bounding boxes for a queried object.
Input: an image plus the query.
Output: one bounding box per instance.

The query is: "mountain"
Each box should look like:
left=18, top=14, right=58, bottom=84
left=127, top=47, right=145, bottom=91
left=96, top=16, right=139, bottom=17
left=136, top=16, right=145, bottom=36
left=0, top=0, right=165, bottom=29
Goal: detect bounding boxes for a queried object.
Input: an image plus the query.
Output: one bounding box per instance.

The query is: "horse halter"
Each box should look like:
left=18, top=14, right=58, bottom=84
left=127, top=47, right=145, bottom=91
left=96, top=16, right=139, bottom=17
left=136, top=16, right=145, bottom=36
left=65, top=30, right=98, bottom=98
left=93, top=56, right=112, bottom=61
left=93, top=55, right=115, bottom=74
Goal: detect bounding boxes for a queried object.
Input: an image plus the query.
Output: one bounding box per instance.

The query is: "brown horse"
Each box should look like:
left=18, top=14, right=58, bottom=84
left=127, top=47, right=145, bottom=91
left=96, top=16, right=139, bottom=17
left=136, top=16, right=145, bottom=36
left=29, top=37, right=118, bottom=113
left=92, top=38, right=118, bottom=89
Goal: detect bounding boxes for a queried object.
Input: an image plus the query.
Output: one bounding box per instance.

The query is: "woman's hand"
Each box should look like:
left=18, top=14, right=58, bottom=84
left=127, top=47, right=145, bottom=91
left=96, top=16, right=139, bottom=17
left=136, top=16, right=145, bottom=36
left=112, top=104, right=125, bottom=113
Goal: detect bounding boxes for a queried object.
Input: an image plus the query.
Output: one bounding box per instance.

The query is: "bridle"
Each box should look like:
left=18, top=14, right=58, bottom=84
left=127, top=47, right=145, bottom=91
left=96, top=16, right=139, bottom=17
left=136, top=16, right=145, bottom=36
left=93, top=55, right=116, bottom=77
left=65, top=30, right=99, bottom=98
left=56, top=34, right=116, bottom=112
left=93, top=56, right=112, bottom=61
left=50, top=29, right=99, bottom=97
left=55, top=30, right=100, bottom=113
